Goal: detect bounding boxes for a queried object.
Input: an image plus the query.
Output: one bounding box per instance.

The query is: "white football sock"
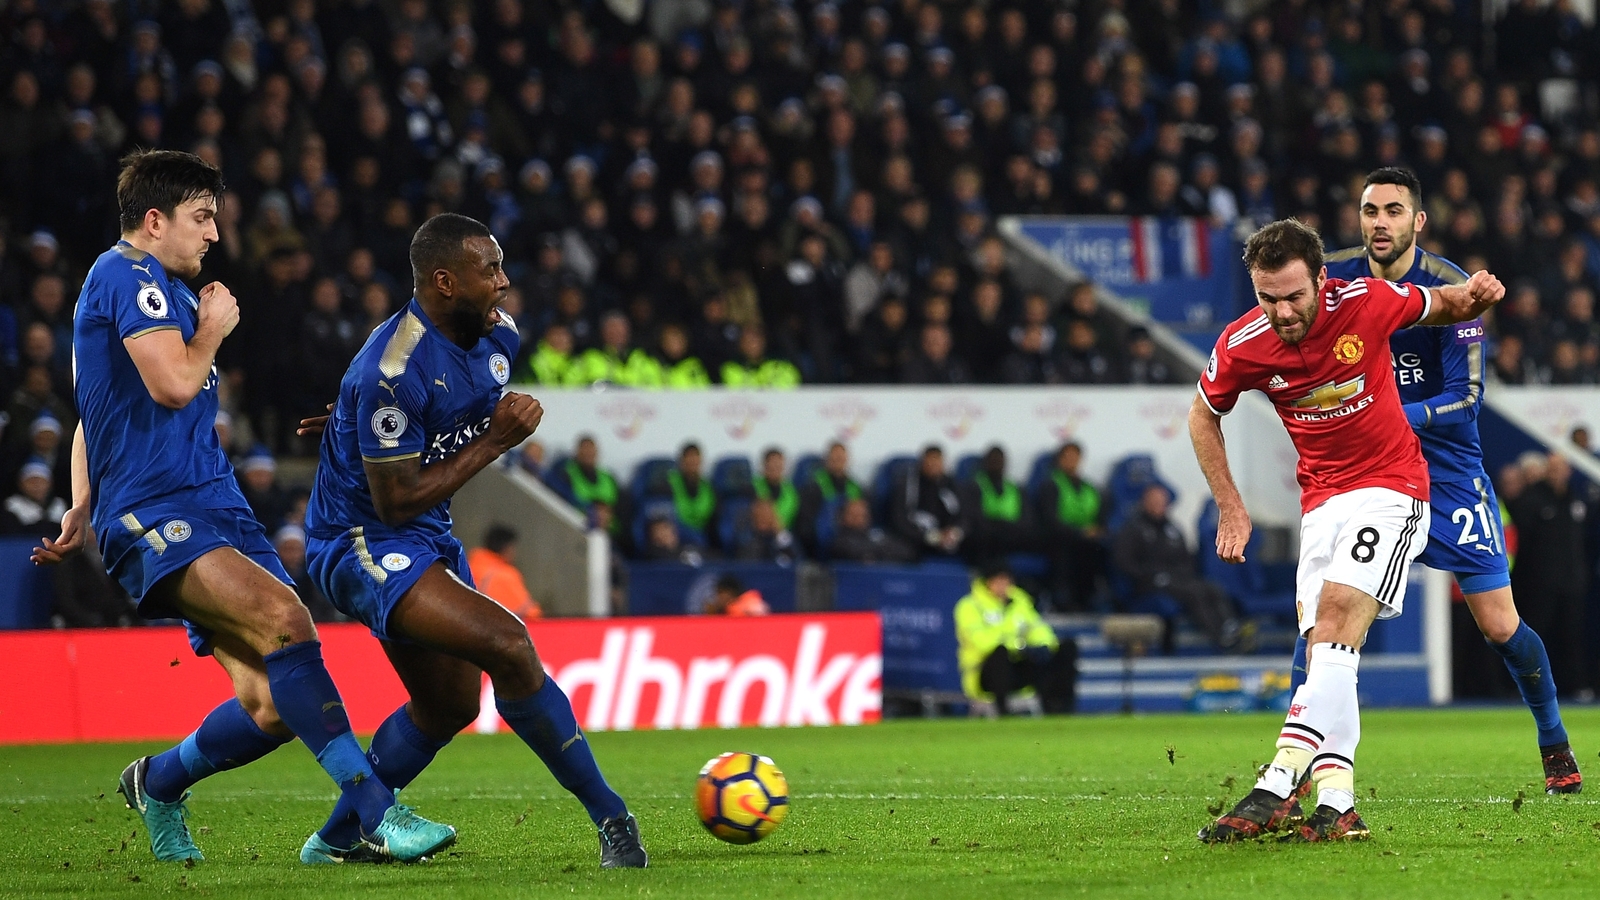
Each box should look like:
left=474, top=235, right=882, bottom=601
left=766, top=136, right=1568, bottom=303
left=1299, top=642, right=1361, bottom=811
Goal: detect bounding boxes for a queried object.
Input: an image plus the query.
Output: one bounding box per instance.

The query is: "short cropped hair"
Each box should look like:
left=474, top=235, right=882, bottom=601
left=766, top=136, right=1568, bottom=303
left=1242, top=218, right=1325, bottom=277
left=483, top=525, right=517, bottom=554
left=409, top=213, right=492, bottom=289
left=117, top=150, right=225, bottom=234
left=1364, top=167, right=1423, bottom=210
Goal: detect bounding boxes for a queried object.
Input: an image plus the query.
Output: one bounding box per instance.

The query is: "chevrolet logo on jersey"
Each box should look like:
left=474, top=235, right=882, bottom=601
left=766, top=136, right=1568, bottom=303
left=1290, top=376, right=1367, bottom=411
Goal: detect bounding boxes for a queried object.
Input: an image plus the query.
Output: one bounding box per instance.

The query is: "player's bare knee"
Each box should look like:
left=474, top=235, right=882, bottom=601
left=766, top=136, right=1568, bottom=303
left=1478, top=617, right=1519, bottom=644
left=254, top=593, right=318, bottom=650
left=480, top=620, right=539, bottom=684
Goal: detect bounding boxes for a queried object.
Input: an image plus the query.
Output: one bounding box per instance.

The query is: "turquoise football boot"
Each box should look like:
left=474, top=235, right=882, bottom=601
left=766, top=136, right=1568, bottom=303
left=117, top=757, right=204, bottom=862
left=359, top=802, right=456, bottom=862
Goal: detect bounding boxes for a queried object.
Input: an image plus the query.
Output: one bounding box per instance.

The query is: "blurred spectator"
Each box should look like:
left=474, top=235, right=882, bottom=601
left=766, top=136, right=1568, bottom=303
left=0, top=458, right=63, bottom=536
left=549, top=435, right=619, bottom=527
left=829, top=496, right=917, bottom=564
left=1510, top=453, right=1592, bottom=699
left=721, top=325, right=800, bottom=388
left=854, top=296, right=912, bottom=382
left=796, top=441, right=862, bottom=555
left=955, top=559, right=1076, bottom=716
left=514, top=439, right=545, bottom=481
left=1114, top=484, right=1250, bottom=652
left=901, top=322, right=972, bottom=384
left=237, top=444, right=289, bottom=531
left=297, top=276, right=362, bottom=414
left=704, top=574, right=769, bottom=616
left=891, top=444, right=965, bottom=558
left=273, top=525, right=343, bottom=624
left=1122, top=327, right=1176, bottom=384
left=668, top=442, right=716, bottom=536
left=753, top=448, right=798, bottom=530
left=568, top=310, right=660, bottom=387
left=640, top=507, right=704, bottom=565
left=962, top=445, right=1036, bottom=563
left=730, top=498, right=798, bottom=565
left=468, top=524, right=542, bottom=621
left=656, top=322, right=711, bottom=388
left=1038, top=443, right=1107, bottom=612
left=527, top=322, right=574, bottom=386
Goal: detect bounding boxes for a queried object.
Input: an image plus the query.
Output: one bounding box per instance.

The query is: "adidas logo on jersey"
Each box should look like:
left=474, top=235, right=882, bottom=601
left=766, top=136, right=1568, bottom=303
left=1268, top=374, right=1289, bottom=390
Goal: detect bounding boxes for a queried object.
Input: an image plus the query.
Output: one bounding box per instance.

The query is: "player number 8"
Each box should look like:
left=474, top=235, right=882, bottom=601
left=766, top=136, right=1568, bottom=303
left=1351, top=527, right=1380, bottom=563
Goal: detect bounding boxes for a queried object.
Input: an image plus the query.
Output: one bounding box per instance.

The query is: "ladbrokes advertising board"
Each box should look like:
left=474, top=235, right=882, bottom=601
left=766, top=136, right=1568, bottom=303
left=0, top=614, right=881, bottom=743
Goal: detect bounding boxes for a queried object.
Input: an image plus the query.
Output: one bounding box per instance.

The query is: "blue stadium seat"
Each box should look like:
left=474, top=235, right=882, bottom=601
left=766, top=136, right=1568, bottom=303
left=631, top=498, right=705, bottom=552
left=711, top=456, right=754, bottom=498
left=1195, top=499, right=1297, bottom=622
left=1025, top=451, right=1056, bottom=497
left=630, top=457, right=676, bottom=504
left=1006, top=552, right=1050, bottom=579
left=717, top=497, right=753, bottom=550
left=871, top=455, right=917, bottom=524
left=541, top=455, right=574, bottom=503
left=1104, top=454, right=1177, bottom=533
left=812, top=496, right=846, bottom=561
left=954, top=453, right=983, bottom=483
left=792, top=453, right=824, bottom=490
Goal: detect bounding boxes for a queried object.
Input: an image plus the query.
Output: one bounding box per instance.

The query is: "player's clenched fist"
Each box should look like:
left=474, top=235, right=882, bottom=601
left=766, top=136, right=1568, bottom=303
left=1465, top=270, right=1505, bottom=305
left=198, top=281, right=240, bottom=337
left=489, top=392, right=543, bottom=450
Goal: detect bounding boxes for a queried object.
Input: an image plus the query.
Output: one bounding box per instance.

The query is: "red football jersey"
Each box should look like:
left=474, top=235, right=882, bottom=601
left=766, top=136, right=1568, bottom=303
left=1199, top=277, right=1433, bottom=514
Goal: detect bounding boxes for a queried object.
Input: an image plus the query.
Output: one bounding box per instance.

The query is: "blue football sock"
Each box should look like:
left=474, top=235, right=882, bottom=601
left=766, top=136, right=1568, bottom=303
left=1290, top=634, right=1308, bottom=694
left=1490, top=620, right=1569, bottom=749
left=319, top=705, right=451, bottom=849
left=497, top=678, right=626, bottom=825
left=144, top=698, right=291, bottom=803
left=263, top=641, right=394, bottom=832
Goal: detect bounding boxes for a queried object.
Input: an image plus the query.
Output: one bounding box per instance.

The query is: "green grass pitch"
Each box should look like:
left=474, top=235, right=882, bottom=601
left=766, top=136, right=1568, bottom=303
left=3, top=708, right=1598, bottom=899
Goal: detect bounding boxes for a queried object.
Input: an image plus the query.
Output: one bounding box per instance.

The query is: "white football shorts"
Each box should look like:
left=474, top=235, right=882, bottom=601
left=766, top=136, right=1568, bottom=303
left=1295, top=487, right=1430, bottom=634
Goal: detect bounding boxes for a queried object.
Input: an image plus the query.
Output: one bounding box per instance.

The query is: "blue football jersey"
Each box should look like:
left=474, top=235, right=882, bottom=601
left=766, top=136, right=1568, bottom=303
left=1324, top=245, right=1484, bottom=483
left=305, top=297, right=521, bottom=540
left=73, top=241, right=242, bottom=534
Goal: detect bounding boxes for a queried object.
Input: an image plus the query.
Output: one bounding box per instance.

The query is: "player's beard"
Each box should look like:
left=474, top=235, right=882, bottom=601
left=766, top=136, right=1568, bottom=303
left=450, top=300, right=494, bottom=341
left=1366, top=227, right=1412, bottom=268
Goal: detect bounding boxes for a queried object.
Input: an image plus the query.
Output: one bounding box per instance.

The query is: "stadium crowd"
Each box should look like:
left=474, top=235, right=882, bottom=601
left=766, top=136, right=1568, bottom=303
left=2, top=0, right=1600, bottom=467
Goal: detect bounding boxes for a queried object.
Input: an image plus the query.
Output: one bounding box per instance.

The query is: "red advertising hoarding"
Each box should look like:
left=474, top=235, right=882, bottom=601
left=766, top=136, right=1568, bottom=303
left=0, top=614, right=881, bottom=744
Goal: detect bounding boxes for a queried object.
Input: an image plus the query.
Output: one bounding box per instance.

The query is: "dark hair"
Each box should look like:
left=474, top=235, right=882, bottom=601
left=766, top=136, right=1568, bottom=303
left=483, top=524, right=517, bottom=553
left=680, top=441, right=701, bottom=456
left=117, top=150, right=225, bottom=233
left=409, top=212, right=492, bottom=289
left=1242, top=218, right=1325, bottom=277
left=715, top=574, right=745, bottom=595
left=762, top=447, right=783, bottom=461
left=979, top=558, right=1011, bottom=580
left=1363, top=167, right=1423, bottom=210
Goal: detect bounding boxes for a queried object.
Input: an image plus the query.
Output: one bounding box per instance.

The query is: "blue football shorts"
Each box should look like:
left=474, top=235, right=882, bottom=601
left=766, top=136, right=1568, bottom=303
left=1418, top=475, right=1512, bottom=595
left=99, top=497, right=294, bottom=656
left=305, top=527, right=473, bottom=642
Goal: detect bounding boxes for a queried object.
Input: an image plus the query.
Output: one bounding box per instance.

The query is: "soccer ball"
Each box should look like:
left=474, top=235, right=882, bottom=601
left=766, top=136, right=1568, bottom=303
left=695, top=751, right=789, bottom=844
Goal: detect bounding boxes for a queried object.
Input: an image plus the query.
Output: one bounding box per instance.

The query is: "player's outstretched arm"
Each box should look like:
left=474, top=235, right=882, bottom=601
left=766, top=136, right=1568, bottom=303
left=124, top=281, right=239, bottom=409
left=1188, top=395, right=1251, bottom=563
left=33, top=422, right=90, bottom=565
left=365, top=392, right=543, bottom=526
left=1417, top=270, right=1506, bottom=327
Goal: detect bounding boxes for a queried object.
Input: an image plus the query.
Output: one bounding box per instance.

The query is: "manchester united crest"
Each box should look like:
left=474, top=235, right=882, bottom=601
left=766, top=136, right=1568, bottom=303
left=1333, top=333, right=1364, bottom=365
